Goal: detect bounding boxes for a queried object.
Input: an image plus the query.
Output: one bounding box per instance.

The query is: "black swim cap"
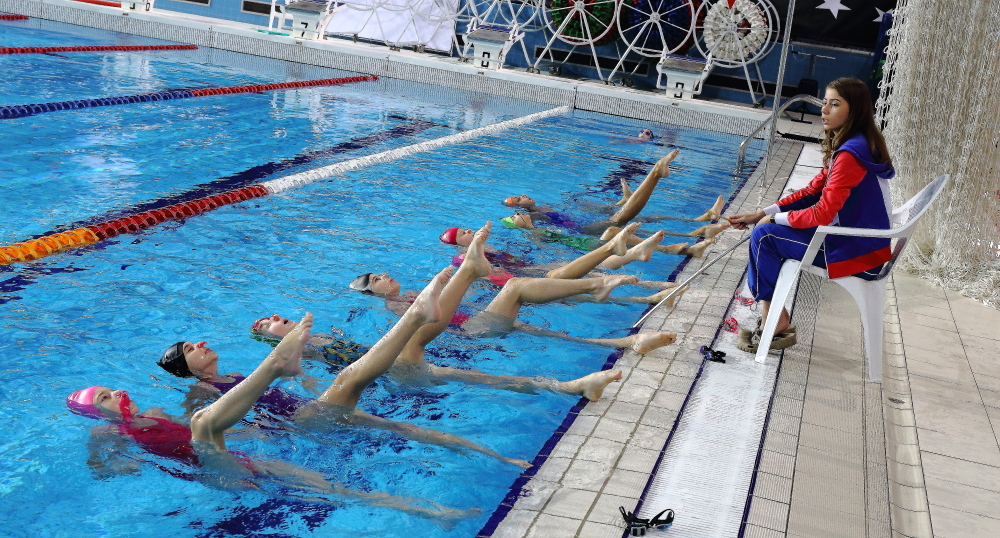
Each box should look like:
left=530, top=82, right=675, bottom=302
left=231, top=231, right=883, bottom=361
left=350, top=273, right=374, bottom=295
left=158, top=342, right=193, bottom=378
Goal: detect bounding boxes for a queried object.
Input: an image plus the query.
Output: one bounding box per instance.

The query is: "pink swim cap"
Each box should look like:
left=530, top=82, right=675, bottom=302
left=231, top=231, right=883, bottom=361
left=439, top=227, right=459, bottom=245
left=66, top=386, right=103, bottom=419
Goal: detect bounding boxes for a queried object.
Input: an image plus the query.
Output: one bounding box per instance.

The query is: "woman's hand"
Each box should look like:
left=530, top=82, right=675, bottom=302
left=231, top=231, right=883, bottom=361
left=727, top=210, right=766, bottom=230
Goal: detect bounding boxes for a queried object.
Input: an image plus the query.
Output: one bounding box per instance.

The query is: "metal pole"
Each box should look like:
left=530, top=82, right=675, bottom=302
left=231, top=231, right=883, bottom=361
left=759, top=0, right=797, bottom=203
left=632, top=235, right=751, bottom=329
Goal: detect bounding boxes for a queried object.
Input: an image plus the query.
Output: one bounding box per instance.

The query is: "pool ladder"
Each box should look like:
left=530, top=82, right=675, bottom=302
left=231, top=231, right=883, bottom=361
left=736, top=94, right=825, bottom=172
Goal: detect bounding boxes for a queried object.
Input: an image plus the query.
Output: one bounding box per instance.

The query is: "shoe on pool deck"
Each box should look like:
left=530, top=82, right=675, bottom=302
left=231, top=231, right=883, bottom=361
left=737, top=329, right=797, bottom=353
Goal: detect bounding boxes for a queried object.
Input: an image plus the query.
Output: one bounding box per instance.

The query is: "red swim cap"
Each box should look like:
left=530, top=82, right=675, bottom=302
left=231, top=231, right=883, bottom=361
left=439, top=227, right=459, bottom=245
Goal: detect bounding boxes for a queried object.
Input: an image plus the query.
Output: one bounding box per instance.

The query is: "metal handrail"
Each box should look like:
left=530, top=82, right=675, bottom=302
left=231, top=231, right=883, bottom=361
left=736, top=94, right=824, bottom=169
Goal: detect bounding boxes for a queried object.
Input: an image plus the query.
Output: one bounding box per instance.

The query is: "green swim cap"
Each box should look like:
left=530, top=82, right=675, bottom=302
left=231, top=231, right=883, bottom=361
left=500, top=216, right=518, bottom=228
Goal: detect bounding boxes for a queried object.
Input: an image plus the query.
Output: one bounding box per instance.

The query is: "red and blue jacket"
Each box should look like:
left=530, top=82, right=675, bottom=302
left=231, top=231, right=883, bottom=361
left=771, top=133, right=894, bottom=278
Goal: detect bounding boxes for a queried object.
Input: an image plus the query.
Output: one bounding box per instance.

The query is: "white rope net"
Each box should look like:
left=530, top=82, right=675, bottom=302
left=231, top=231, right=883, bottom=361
left=876, top=0, right=1000, bottom=307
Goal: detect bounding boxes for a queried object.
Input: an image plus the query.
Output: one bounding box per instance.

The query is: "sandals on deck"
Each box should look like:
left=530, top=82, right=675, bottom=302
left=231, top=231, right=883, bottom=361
left=738, top=318, right=796, bottom=340
left=736, top=317, right=798, bottom=353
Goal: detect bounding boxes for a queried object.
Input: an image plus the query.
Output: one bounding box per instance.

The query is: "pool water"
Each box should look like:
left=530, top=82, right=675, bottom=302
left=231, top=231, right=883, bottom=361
left=0, top=17, right=763, bottom=538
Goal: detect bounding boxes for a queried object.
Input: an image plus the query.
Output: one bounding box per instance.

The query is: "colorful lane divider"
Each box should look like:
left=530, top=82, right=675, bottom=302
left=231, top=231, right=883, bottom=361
left=0, top=75, right=378, bottom=120
left=0, top=14, right=30, bottom=20
left=0, top=105, right=567, bottom=266
left=0, top=186, right=269, bottom=264
left=41, top=117, right=440, bottom=235
left=0, top=44, right=198, bottom=55
left=72, top=0, right=122, bottom=7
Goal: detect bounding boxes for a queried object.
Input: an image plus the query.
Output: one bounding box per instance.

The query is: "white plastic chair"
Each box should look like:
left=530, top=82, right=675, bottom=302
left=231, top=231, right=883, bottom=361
left=754, top=174, right=950, bottom=382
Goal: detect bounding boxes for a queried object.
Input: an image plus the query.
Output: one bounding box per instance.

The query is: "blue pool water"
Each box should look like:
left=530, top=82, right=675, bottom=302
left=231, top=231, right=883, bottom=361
left=0, top=17, right=763, bottom=538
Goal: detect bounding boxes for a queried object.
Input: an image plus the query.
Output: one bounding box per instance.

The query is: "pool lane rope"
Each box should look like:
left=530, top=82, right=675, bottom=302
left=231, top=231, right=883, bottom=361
left=72, top=0, right=121, bottom=7
left=0, top=44, right=198, bottom=55
left=262, top=105, right=572, bottom=193
left=0, top=75, right=378, bottom=120
left=0, top=14, right=30, bottom=20
left=0, top=105, right=569, bottom=265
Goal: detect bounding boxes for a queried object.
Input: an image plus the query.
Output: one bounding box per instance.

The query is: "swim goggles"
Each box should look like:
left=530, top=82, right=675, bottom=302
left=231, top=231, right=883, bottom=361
left=700, top=345, right=727, bottom=363
left=620, top=506, right=675, bottom=536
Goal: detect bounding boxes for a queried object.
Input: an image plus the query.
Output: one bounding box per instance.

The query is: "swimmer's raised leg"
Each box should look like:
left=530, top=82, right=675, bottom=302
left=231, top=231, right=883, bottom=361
left=191, top=313, right=313, bottom=449
left=483, top=274, right=639, bottom=320
left=609, top=149, right=679, bottom=225
left=543, top=223, right=637, bottom=279
left=315, top=269, right=446, bottom=409
left=600, top=226, right=693, bottom=255
left=600, top=230, right=664, bottom=269
left=396, top=223, right=493, bottom=365
left=615, top=178, right=634, bottom=206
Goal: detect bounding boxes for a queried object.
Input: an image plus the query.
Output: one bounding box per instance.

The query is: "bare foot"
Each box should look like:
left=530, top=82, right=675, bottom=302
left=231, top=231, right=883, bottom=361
left=657, top=242, right=689, bottom=255
left=562, top=369, right=623, bottom=401
left=684, top=238, right=715, bottom=258
left=268, top=312, right=312, bottom=378
left=461, top=222, right=493, bottom=278
left=628, top=331, right=677, bottom=353
left=694, top=195, right=726, bottom=221
left=688, top=221, right=730, bottom=238
left=504, top=457, right=532, bottom=469
left=592, top=274, right=639, bottom=301
left=409, top=269, right=448, bottom=324
left=606, top=222, right=639, bottom=256
left=650, top=149, right=680, bottom=179
left=644, top=285, right=688, bottom=307
left=626, top=230, right=664, bottom=262
left=615, top=178, right=633, bottom=206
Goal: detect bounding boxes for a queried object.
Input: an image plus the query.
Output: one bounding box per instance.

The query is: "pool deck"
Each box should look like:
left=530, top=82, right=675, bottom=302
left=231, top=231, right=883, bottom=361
left=492, top=115, right=1000, bottom=538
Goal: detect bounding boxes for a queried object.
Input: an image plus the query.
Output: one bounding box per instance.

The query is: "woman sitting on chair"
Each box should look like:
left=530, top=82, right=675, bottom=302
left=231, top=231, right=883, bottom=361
left=727, top=77, right=895, bottom=353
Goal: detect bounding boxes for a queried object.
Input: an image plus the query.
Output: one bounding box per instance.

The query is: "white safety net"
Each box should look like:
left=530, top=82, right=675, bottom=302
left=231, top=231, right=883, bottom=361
left=876, top=0, right=1000, bottom=307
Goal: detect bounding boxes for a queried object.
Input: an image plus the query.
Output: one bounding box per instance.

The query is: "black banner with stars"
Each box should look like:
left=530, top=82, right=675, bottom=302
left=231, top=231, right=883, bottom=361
left=770, top=0, right=897, bottom=50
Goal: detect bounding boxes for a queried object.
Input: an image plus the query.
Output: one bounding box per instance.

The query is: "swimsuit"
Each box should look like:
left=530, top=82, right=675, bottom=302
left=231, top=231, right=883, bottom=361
left=119, top=415, right=257, bottom=473
left=539, top=211, right=582, bottom=231
left=118, top=416, right=200, bottom=465
left=208, top=376, right=308, bottom=420
left=400, top=296, right=472, bottom=326
left=316, top=337, right=368, bottom=367
left=539, top=229, right=602, bottom=251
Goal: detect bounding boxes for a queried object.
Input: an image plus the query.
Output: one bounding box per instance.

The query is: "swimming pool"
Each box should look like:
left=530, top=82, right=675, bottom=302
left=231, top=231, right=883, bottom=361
left=0, top=17, right=763, bottom=537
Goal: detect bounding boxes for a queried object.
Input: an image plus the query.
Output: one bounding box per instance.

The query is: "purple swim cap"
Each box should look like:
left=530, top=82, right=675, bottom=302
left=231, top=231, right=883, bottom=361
left=66, top=386, right=103, bottom=419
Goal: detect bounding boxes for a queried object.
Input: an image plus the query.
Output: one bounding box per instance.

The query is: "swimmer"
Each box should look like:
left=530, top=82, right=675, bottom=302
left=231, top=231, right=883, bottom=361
left=443, top=223, right=683, bottom=285
left=501, top=150, right=720, bottom=236
left=354, top=222, right=678, bottom=355
left=71, top=310, right=477, bottom=524
left=501, top=214, right=721, bottom=256
left=608, top=128, right=657, bottom=144
left=253, top=314, right=624, bottom=402
left=159, top=269, right=531, bottom=469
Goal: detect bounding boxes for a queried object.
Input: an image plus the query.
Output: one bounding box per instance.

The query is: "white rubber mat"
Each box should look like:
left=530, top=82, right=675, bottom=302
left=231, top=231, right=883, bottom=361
left=637, top=283, right=790, bottom=536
